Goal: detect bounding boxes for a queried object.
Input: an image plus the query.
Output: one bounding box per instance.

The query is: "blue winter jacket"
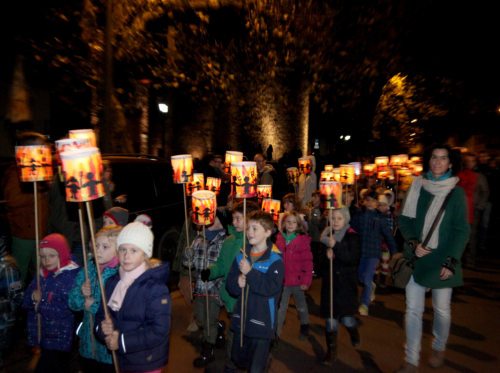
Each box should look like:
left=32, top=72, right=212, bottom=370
left=226, top=241, right=284, bottom=339
left=95, top=263, right=171, bottom=372
left=68, top=260, right=118, bottom=363
left=22, top=264, right=80, bottom=351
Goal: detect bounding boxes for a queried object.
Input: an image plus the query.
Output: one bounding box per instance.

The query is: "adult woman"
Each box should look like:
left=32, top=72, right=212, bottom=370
left=396, top=145, right=469, bottom=372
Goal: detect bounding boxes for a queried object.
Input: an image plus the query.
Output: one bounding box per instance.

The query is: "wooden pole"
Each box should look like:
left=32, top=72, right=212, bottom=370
left=85, top=202, right=119, bottom=373
left=329, top=208, right=333, bottom=324
left=183, top=186, right=193, bottom=301
left=240, top=198, right=247, bottom=347
left=33, top=181, right=41, bottom=343
left=203, top=225, right=210, bottom=337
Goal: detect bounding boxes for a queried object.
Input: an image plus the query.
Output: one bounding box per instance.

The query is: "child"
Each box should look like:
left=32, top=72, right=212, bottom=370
left=68, top=225, right=121, bottom=372
left=226, top=211, right=284, bottom=372
left=374, top=192, right=395, bottom=288
left=276, top=211, right=313, bottom=339
left=96, top=222, right=170, bottom=372
left=202, top=200, right=259, bottom=371
left=320, top=208, right=361, bottom=364
left=103, top=207, right=129, bottom=228
left=22, top=233, right=79, bottom=372
left=279, top=193, right=307, bottom=232
left=182, top=215, right=226, bottom=368
left=351, top=190, right=397, bottom=316
left=306, top=190, right=325, bottom=277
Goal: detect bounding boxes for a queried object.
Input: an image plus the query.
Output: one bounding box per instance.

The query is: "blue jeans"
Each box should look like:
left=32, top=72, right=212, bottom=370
left=358, top=257, right=379, bottom=306
left=326, top=316, right=357, bottom=333
left=277, top=286, right=309, bottom=335
left=404, top=276, right=453, bottom=366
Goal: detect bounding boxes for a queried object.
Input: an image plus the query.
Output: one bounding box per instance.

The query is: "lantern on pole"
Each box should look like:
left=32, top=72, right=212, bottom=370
left=298, top=157, right=312, bottom=175
left=171, top=154, right=193, bottom=184
left=319, top=181, right=343, bottom=210
left=69, top=129, right=97, bottom=147
left=55, top=138, right=91, bottom=181
left=186, top=173, right=204, bottom=196
left=377, top=169, right=391, bottom=180
left=15, top=145, right=53, bottom=182
left=231, top=161, right=257, bottom=198
left=286, top=167, right=299, bottom=185
left=320, top=171, right=335, bottom=182
left=261, top=198, right=281, bottom=222
left=324, top=164, right=334, bottom=172
left=224, top=151, right=243, bottom=174
left=339, top=164, right=355, bottom=185
left=390, top=154, right=408, bottom=168
left=191, top=190, right=217, bottom=226
left=349, top=162, right=361, bottom=177
left=206, top=177, right=221, bottom=194
left=363, top=163, right=376, bottom=177
left=411, top=163, right=423, bottom=176
left=375, top=156, right=389, bottom=170
left=333, top=168, right=341, bottom=182
left=410, top=156, right=422, bottom=164
left=257, top=185, right=272, bottom=200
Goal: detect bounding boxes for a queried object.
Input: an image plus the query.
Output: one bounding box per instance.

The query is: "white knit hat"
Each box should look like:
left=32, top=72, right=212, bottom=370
left=117, top=222, right=154, bottom=258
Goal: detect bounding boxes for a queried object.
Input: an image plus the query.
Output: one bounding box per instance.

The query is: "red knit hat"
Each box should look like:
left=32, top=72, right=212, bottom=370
left=40, top=233, right=71, bottom=268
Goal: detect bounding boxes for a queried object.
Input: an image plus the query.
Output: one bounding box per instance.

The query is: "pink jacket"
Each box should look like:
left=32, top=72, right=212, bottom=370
left=276, top=232, right=313, bottom=287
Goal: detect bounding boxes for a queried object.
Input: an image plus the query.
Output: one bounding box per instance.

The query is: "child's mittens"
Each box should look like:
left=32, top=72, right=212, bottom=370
left=238, top=274, right=246, bottom=289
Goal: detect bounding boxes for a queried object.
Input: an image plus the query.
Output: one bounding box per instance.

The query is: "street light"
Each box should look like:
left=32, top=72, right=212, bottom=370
left=158, top=103, right=169, bottom=113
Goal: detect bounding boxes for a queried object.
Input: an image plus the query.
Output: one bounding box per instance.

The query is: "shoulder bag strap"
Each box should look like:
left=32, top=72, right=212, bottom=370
left=421, top=188, right=455, bottom=247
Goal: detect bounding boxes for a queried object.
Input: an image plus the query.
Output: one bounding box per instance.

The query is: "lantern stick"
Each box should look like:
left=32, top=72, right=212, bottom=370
left=240, top=198, right=248, bottom=347
left=202, top=224, right=210, bottom=337
left=183, top=187, right=193, bottom=301
left=85, top=201, right=119, bottom=373
left=33, top=181, right=42, bottom=343
left=328, top=208, right=333, bottom=325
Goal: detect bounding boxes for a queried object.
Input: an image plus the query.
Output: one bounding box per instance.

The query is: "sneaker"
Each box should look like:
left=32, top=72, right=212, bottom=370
left=359, top=304, right=369, bottom=316
left=370, top=281, right=377, bottom=302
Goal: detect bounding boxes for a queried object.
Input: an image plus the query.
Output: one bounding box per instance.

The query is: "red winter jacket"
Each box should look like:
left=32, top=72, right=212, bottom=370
left=276, top=232, right=313, bottom=287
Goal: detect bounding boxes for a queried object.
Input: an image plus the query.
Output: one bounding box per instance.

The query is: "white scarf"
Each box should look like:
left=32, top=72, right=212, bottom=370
left=108, top=262, right=148, bottom=311
left=401, top=175, right=458, bottom=249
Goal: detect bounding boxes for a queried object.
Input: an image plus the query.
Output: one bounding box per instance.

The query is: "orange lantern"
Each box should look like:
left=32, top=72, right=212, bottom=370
left=286, top=167, right=299, bottom=184
left=397, top=167, right=413, bottom=177
left=324, top=164, right=334, bottom=172
left=375, top=156, right=389, bottom=170
left=339, top=164, right=355, bottom=185
left=261, top=198, right=281, bottom=222
left=410, top=156, right=422, bottom=164
left=171, top=154, right=193, bottom=184
left=349, top=162, right=361, bottom=177
left=411, top=164, right=423, bottom=176
left=225, top=151, right=243, bottom=173
left=257, top=185, right=272, bottom=199
left=390, top=154, right=409, bottom=168
left=319, top=181, right=343, bottom=209
left=231, top=161, right=257, bottom=198
left=55, top=138, right=91, bottom=153
left=191, top=190, right=217, bottom=225
left=60, top=148, right=105, bottom=202
left=363, top=163, right=376, bottom=176
left=298, top=157, right=312, bottom=175
left=377, top=169, right=391, bottom=180
left=333, top=168, right=341, bottom=182
left=186, top=173, right=204, bottom=196
left=320, top=171, right=335, bottom=181
left=69, top=129, right=97, bottom=147
left=15, top=145, right=53, bottom=182
left=206, top=177, right=221, bottom=195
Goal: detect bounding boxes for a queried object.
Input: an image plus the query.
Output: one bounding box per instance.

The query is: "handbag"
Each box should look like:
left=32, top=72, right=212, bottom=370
left=391, top=189, right=454, bottom=288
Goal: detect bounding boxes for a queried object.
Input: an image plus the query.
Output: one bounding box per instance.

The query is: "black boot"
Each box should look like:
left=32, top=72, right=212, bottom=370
left=299, top=324, right=309, bottom=340
left=321, top=332, right=337, bottom=365
left=193, top=342, right=215, bottom=368
left=215, top=320, right=226, bottom=348
left=347, top=326, right=360, bottom=347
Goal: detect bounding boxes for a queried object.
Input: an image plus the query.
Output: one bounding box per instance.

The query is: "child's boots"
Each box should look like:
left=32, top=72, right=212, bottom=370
left=215, top=320, right=226, bottom=348
left=299, top=324, right=310, bottom=340
left=193, top=342, right=215, bottom=368
left=347, top=326, right=360, bottom=347
left=321, top=331, right=337, bottom=365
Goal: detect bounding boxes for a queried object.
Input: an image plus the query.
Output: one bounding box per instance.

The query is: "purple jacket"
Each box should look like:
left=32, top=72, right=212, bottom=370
left=276, top=233, right=313, bottom=287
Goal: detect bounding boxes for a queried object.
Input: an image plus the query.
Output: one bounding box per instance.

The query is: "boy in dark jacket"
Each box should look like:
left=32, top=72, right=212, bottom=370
left=226, top=211, right=284, bottom=372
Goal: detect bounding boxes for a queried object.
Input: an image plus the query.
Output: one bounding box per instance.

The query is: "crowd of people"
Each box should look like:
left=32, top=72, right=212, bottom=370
left=1, top=132, right=499, bottom=373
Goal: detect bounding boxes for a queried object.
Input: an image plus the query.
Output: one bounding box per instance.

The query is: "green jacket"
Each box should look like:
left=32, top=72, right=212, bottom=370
left=209, top=225, right=242, bottom=312
left=399, top=186, right=470, bottom=289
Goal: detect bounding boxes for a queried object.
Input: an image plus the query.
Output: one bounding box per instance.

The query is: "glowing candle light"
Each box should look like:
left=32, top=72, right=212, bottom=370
left=375, top=156, right=389, bottom=170
left=324, top=164, right=334, bottom=172
left=363, top=163, right=376, bottom=177
left=339, top=164, right=355, bottom=185
left=15, top=145, right=53, bottom=182
left=171, top=154, right=193, bottom=184
left=349, top=162, right=361, bottom=177
left=191, top=190, right=217, bottom=225
left=231, top=161, right=257, bottom=198
left=224, top=151, right=243, bottom=173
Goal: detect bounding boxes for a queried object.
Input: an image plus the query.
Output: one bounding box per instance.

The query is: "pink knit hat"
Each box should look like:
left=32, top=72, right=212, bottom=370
left=40, top=233, right=71, bottom=268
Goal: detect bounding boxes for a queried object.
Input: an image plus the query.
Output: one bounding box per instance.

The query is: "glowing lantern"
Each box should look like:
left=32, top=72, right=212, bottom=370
left=231, top=161, right=257, bottom=198
left=206, top=177, right=221, bottom=194
left=324, top=164, right=334, bottom=172
left=298, top=157, right=312, bottom=175
left=319, top=181, right=343, bottom=209
left=55, top=138, right=91, bottom=153
left=339, top=164, right=355, bottom=185
left=377, top=169, right=391, bottom=180
left=397, top=168, right=413, bottom=177
left=375, top=156, right=389, bottom=170
left=390, top=154, right=409, bottom=168
left=191, top=190, right=217, bottom=225
left=261, top=198, right=281, bottom=222
left=320, top=171, right=335, bottom=181
left=333, top=168, right=341, bottom=182
left=363, top=163, right=376, bottom=176
left=186, top=173, right=204, bottom=196
left=257, top=185, right=272, bottom=200
left=171, top=154, right=193, bottom=184
left=60, top=148, right=104, bottom=202
left=410, top=156, right=422, bottom=164
left=349, top=162, right=361, bottom=177
left=286, top=167, right=299, bottom=184
left=69, top=129, right=97, bottom=147
left=412, top=164, right=423, bottom=176
left=15, top=145, right=53, bottom=182
left=224, top=151, right=243, bottom=173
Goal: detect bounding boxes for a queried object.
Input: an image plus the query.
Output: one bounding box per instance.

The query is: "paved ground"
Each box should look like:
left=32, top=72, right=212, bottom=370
left=3, top=254, right=500, bottom=373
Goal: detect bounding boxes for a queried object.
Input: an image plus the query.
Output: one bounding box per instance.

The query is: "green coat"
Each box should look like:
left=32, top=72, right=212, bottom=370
left=209, top=225, right=242, bottom=313
left=399, top=186, right=470, bottom=289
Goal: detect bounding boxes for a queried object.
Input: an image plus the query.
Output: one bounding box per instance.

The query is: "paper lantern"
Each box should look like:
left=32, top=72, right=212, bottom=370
left=390, top=154, right=409, bottom=168
left=410, top=156, right=422, bottom=164
left=60, top=148, right=104, bottom=202
left=339, top=164, right=355, bottom=185
left=69, top=129, right=97, bottom=147
left=319, top=181, right=343, bottom=209
left=224, top=151, right=243, bottom=173
left=375, top=156, right=389, bottom=170
left=333, top=168, right=341, bottom=182
left=349, top=162, right=361, bottom=177
left=206, top=177, right=221, bottom=194
left=320, top=171, right=335, bottom=181
left=363, top=163, right=376, bottom=176
left=186, top=173, right=204, bottom=196
left=55, top=138, right=91, bottom=153
left=411, top=164, right=423, bottom=176
left=397, top=167, right=413, bottom=177
left=231, top=161, right=257, bottom=198
left=286, top=167, right=299, bottom=184
left=298, top=157, right=312, bottom=175
left=191, top=190, right=217, bottom=226
left=261, top=198, right=281, bottom=222
left=171, top=154, right=193, bottom=184
left=324, top=164, right=334, bottom=172
left=377, top=170, right=391, bottom=180
left=257, top=185, right=272, bottom=199
left=15, top=145, right=53, bottom=182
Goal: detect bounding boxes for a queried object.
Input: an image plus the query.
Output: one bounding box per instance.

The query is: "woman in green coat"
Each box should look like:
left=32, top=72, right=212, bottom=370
left=396, top=144, right=469, bottom=373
